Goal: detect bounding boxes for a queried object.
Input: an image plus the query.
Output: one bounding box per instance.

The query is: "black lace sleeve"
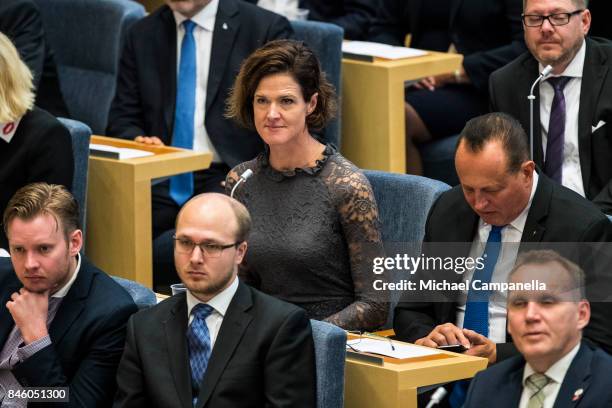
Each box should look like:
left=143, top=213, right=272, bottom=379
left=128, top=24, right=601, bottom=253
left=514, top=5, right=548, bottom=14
left=322, top=156, right=388, bottom=331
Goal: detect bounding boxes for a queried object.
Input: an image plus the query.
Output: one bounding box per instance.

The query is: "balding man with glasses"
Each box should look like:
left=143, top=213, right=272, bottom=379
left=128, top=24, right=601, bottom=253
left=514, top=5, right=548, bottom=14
left=114, top=193, right=316, bottom=408
left=490, top=0, right=612, bottom=215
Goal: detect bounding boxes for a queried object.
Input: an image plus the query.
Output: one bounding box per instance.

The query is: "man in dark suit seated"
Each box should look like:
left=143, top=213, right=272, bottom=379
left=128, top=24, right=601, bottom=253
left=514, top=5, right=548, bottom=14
left=394, top=112, right=612, bottom=361
left=114, top=193, right=316, bottom=408
left=107, top=0, right=293, bottom=239
left=0, top=0, right=69, bottom=117
left=0, top=183, right=137, bottom=406
left=490, top=0, right=612, bottom=214
left=465, top=250, right=612, bottom=407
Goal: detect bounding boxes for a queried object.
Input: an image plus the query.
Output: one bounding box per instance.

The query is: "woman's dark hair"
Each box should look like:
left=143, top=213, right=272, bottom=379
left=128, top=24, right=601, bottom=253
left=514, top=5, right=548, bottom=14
left=226, top=39, right=337, bottom=131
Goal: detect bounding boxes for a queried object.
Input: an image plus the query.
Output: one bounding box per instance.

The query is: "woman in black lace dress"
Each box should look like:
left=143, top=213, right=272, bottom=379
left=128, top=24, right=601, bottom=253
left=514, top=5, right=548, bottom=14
left=225, top=40, right=387, bottom=331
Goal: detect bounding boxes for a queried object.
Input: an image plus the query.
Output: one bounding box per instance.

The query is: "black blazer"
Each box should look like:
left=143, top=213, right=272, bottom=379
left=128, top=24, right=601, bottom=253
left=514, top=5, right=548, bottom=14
left=0, top=107, right=73, bottom=249
left=490, top=37, right=612, bottom=214
left=393, top=174, right=612, bottom=359
left=107, top=0, right=293, bottom=168
left=465, top=342, right=612, bottom=407
left=368, top=0, right=526, bottom=92
left=0, top=0, right=69, bottom=117
left=114, top=281, right=316, bottom=408
left=0, top=257, right=138, bottom=407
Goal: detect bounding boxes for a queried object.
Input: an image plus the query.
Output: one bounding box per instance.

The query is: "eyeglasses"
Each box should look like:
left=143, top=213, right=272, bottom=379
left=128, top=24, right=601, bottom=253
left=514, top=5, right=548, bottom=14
left=522, top=9, right=584, bottom=27
left=346, top=330, right=396, bottom=352
left=173, top=236, right=239, bottom=257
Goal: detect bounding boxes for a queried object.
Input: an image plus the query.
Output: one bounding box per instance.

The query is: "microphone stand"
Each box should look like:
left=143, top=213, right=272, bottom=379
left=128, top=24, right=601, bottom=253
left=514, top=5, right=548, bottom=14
left=528, top=65, right=553, bottom=161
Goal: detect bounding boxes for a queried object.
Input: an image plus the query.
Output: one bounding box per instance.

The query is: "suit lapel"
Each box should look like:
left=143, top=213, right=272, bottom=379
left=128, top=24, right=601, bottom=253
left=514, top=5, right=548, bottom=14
left=502, top=363, right=525, bottom=408
left=521, top=172, right=551, bottom=244
left=48, top=260, right=92, bottom=344
left=159, top=7, right=178, bottom=141
left=206, top=0, right=239, bottom=113
left=553, top=343, right=592, bottom=408
left=195, top=282, right=254, bottom=408
left=164, top=295, right=192, bottom=408
left=577, top=39, right=608, bottom=194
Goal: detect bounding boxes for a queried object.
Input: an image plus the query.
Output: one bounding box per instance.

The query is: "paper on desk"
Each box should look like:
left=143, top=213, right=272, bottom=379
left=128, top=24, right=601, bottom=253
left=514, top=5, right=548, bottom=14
left=347, top=338, right=442, bottom=359
left=90, top=143, right=154, bottom=160
left=342, top=41, right=427, bottom=60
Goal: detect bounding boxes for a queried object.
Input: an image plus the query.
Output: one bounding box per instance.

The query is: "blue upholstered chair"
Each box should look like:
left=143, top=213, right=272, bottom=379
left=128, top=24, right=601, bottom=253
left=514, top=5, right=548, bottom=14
left=310, top=319, right=346, bottom=408
left=363, top=170, right=450, bottom=326
left=112, top=276, right=157, bottom=309
left=33, top=0, right=146, bottom=134
left=419, top=134, right=461, bottom=187
left=58, top=117, right=91, bottom=238
left=290, top=20, right=344, bottom=147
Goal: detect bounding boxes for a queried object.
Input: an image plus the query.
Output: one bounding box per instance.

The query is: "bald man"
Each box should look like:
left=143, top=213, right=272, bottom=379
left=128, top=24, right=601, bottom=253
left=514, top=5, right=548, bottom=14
left=114, top=193, right=316, bottom=408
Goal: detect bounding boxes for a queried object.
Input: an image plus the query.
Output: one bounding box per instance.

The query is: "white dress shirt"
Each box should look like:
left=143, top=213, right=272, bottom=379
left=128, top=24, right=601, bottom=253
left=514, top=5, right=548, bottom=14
left=186, top=276, right=239, bottom=349
left=456, top=173, right=539, bottom=343
left=518, top=342, right=581, bottom=408
left=173, top=1, right=221, bottom=162
left=539, top=40, right=586, bottom=197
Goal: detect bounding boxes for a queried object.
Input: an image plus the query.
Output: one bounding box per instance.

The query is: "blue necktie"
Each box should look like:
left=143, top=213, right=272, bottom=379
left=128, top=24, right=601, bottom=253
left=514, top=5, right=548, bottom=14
left=449, top=225, right=503, bottom=408
left=186, top=303, right=214, bottom=406
left=170, top=20, right=196, bottom=205
left=544, top=76, right=571, bottom=184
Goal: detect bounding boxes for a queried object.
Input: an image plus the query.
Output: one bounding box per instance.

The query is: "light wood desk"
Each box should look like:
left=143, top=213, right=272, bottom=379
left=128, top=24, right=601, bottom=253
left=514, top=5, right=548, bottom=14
left=86, top=136, right=211, bottom=287
left=341, top=52, right=463, bottom=173
left=344, top=337, right=487, bottom=408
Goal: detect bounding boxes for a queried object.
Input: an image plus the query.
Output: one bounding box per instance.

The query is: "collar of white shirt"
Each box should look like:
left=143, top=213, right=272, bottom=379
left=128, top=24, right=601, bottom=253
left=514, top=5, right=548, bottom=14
left=52, top=252, right=82, bottom=298
left=523, top=341, right=581, bottom=387
left=478, top=171, right=539, bottom=237
left=539, top=39, right=586, bottom=79
left=186, top=276, right=239, bottom=320
left=172, top=0, right=219, bottom=32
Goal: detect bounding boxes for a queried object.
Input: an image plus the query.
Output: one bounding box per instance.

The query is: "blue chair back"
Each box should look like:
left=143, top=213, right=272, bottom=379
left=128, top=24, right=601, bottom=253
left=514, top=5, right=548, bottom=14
left=112, top=276, right=157, bottom=309
left=364, top=170, right=450, bottom=326
left=310, top=319, right=346, bottom=408
left=58, top=117, right=91, bottom=239
left=291, top=20, right=343, bottom=147
left=33, top=0, right=146, bottom=134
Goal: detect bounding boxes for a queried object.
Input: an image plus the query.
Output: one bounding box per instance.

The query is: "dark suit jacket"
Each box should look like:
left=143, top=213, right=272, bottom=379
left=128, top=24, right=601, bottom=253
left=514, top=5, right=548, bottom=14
left=107, top=0, right=292, bottom=168
left=465, top=342, right=612, bottom=407
left=368, top=0, right=526, bottom=92
left=0, top=0, right=69, bottom=117
left=0, top=107, right=73, bottom=249
left=490, top=37, right=612, bottom=214
left=114, top=281, right=316, bottom=408
left=393, top=174, right=612, bottom=360
left=0, top=257, right=138, bottom=407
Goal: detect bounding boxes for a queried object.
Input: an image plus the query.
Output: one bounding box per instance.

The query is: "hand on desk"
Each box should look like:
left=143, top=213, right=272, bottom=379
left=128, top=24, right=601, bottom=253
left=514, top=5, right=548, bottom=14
left=415, top=323, right=471, bottom=349
left=134, top=136, right=165, bottom=146
left=415, top=324, right=497, bottom=365
left=413, top=67, right=471, bottom=91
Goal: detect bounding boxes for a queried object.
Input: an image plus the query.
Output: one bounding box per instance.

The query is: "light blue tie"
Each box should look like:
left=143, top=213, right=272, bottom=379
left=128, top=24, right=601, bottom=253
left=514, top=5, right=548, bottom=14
left=186, top=303, right=214, bottom=406
left=170, top=20, right=196, bottom=205
left=449, top=225, right=503, bottom=408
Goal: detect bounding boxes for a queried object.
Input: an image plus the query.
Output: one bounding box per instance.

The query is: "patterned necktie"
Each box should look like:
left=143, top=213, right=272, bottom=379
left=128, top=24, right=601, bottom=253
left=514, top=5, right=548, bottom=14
left=462, top=225, right=504, bottom=337
left=186, top=303, right=214, bottom=406
left=170, top=20, right=197, bottom=205
left=526, top=373, right=552, bottom=408
left=544, top=76, right=571, bottom=183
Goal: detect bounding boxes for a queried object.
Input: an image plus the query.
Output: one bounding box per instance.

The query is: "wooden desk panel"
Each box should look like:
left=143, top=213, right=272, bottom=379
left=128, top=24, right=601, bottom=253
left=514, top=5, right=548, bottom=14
left=86, top=136, right=211, bottom=287
left=341, top=51, right=463, bottom=173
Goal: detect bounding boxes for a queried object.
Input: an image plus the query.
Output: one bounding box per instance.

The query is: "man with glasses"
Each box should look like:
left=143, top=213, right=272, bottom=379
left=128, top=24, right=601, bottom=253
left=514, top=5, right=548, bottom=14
left=490, top=0, right=612, bottom=214
left=114, top=193, right=316, bottom=408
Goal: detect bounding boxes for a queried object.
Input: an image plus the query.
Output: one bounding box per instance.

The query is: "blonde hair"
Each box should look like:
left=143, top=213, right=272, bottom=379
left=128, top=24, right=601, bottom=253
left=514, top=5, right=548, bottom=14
left=0, top=32, right=35, bottom=122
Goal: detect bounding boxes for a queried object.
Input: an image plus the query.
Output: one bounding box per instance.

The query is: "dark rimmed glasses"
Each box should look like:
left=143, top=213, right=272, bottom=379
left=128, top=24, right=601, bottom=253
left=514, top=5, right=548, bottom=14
left=522, top=9, right=584, bottom=27
left=173, top=236, right=240, bottom=257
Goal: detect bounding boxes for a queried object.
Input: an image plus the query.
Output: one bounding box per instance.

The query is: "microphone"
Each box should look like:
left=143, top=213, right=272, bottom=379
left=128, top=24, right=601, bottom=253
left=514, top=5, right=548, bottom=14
left=230, top=169, right=253, bottom=198
left=425, top=387, right=448, bottom=408
left=528, top=64, right=553, bottom=160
